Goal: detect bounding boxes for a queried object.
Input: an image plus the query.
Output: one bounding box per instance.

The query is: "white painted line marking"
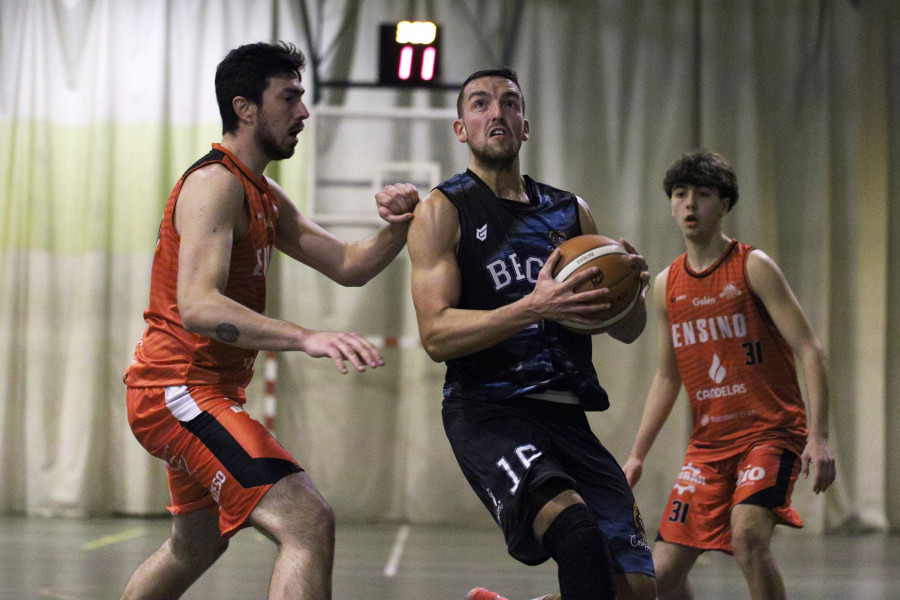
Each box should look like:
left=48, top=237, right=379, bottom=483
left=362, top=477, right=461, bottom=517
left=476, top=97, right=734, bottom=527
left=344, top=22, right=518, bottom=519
left=383, top=524, right=410, bottom=577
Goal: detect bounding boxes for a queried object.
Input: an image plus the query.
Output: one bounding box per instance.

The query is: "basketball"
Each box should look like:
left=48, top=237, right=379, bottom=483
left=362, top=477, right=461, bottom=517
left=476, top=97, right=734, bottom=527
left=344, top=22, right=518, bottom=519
left=551, top=234, right=642, bottom=334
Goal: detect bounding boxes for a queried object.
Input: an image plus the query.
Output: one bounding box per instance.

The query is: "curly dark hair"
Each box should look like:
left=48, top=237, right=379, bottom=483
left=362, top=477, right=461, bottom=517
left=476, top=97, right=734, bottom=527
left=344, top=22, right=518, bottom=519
left=663, top=151, right=739, bottom=211
left=215, top=41, right=306, bottom=134
left=456, top=67, right=524, bottom=118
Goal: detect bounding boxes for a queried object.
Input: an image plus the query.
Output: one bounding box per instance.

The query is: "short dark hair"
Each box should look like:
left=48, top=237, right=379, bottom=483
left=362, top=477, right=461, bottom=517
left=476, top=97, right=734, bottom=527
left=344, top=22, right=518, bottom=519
left=456, top=67, right=524, bottom=117
left=215, top=41, right=306, bottom=134
left=663, top=150, right=739, bottom=211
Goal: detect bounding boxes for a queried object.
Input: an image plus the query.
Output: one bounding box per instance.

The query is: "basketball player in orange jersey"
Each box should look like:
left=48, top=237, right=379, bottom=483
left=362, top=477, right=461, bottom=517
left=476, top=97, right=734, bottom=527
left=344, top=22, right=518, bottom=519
left=622, top=150, right=836, bottom=600
left=408, top=68, right=655, bottom=600
left=121, top=42, right=419, bottom=599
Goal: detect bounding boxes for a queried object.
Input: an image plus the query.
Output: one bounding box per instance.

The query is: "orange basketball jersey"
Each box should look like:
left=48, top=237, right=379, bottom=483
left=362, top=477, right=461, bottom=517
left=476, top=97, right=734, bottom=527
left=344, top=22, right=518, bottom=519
left=124, top=143, right=279, bottom=389
left=666, top=241, right=807, bottom=458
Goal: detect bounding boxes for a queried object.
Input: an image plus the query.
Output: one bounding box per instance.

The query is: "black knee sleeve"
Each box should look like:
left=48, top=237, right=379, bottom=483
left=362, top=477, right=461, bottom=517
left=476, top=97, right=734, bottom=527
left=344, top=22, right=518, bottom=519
left=541, top=503, right=617, bottom=600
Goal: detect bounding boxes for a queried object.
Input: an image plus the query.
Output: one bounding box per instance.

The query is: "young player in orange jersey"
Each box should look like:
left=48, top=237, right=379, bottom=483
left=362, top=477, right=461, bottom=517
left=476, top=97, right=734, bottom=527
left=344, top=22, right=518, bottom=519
left=121, top=42, right=418, bottom=599
left=622, top=151, right=835, bottom=600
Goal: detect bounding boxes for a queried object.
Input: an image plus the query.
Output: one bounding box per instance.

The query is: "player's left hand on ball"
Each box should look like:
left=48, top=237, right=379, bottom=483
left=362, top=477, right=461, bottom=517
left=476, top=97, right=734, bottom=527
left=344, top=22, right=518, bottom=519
left=620, top=238, right=651, bottom=297
left=376, top=183, right=420, bottom=223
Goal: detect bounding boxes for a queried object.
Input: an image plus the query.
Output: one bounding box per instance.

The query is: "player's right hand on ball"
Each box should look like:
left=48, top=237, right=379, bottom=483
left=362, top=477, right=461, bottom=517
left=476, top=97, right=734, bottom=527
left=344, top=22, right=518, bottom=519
left=298, top=330, right=385, bottom=374
left=528, top=251, right=611, bottom=324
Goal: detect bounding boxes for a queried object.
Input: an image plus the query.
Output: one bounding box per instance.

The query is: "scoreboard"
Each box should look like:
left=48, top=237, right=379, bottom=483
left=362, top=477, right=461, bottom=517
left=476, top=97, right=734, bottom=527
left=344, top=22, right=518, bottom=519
left=378, top=21, right=441, bottom=88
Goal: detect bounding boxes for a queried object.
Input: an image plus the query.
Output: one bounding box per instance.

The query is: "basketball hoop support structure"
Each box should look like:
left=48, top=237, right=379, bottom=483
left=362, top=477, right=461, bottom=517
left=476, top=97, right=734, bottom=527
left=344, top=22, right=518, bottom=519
left=305, top=105, right=458, bottom=227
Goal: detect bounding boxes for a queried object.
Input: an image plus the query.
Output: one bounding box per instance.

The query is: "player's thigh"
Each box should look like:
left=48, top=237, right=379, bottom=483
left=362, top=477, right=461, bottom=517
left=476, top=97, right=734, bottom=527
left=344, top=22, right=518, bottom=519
left=657, top=456, right=739, bottom=552
left=248, top=470, right=334, bottom=544
left=170, top=508, right=229, bottom=557
left=442, top=397, right=568, bottom=565
left=733, top=444, right=803, bottom=528
left=170, top=391, right=303, bottom=537
left=730, top=503, right=778, bottom=549
left=614, top=572, right=657, bottom=600
left=652, top=540, right=702, bottom=582
left=542, top=405, right=655, bottom=577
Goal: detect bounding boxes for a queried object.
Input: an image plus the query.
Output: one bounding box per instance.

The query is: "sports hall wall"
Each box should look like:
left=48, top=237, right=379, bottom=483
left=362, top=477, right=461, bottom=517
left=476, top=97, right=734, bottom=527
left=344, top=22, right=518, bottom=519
left=1, top=0, right=898, bottom=535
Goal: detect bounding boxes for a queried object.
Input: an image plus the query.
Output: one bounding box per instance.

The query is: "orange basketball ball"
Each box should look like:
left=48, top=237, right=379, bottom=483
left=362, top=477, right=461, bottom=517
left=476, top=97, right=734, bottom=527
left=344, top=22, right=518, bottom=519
left=551, top=234, right=642, bottom=334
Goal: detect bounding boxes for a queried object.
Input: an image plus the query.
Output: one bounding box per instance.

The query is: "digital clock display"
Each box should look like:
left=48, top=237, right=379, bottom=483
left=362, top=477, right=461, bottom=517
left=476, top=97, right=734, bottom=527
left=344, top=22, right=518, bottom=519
left=379, top=22, right=441, bottom=87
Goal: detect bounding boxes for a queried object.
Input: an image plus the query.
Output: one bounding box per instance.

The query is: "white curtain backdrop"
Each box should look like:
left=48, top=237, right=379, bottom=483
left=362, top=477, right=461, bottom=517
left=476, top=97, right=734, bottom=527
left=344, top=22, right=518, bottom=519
left=1, top=0, right=898, bottom=538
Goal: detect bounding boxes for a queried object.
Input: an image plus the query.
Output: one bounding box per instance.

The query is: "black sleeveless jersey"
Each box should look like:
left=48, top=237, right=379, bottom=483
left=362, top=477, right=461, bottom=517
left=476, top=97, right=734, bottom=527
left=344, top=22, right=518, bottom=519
left=438, top=170, right=609, bottom=411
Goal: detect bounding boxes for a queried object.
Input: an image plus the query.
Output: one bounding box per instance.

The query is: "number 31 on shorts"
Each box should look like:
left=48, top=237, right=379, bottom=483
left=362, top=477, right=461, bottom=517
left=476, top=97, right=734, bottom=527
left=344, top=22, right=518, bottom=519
left=668, top=499, right=691, bottom=524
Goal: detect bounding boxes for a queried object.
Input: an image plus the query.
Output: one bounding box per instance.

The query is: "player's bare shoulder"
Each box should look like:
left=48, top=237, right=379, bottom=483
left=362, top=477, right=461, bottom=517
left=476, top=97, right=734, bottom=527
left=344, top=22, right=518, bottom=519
left=652, top=266, right=671, bottom=311
left=414, top=188, right=455, bottom=220
left=183, top=161, right=241, bottom=192
left=744, top=247, right=800, bottom=312
left=653, top=266, right=671, bottom=295
left=263, top=174, right=289, bottom=198
left=745, top=248, right=788, bottom=291
left=178, top=162, right=244, bottom=210
left=746, top=247, right=780, bottom=273
left=410, top=188, right=460, bottom=250
left=175, top=162, right=245, bottom=233
left=574, top=195, right=598, bottom=235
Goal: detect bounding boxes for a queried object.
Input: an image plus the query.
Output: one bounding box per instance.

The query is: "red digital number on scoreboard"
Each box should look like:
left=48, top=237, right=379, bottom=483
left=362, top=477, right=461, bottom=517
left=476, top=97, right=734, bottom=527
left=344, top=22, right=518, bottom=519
left=379, top=22, right=441, bottom=87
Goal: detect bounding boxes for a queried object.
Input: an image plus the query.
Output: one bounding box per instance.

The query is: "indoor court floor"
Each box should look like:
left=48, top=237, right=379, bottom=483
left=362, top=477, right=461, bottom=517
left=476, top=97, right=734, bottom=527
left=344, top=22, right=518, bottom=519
left=1, top=515, right=898, bottom=599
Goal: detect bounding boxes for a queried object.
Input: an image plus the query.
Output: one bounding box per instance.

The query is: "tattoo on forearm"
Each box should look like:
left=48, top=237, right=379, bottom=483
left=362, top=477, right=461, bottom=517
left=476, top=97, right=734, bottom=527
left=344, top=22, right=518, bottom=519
left=216, top=323, right=240, bottom=343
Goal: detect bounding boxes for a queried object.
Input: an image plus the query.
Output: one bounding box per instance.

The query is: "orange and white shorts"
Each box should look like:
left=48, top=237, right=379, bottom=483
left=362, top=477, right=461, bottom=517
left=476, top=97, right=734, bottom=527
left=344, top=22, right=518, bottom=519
left=126, top=384, right=302, bottom=538
left=657, top=442, right=803, bottom=554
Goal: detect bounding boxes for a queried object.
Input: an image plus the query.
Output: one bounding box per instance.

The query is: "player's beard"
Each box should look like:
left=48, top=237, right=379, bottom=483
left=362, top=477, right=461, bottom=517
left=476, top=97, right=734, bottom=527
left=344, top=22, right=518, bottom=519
left=470, top=140, right=519, bottom=171
left=255, top=112, right=295, bottom=161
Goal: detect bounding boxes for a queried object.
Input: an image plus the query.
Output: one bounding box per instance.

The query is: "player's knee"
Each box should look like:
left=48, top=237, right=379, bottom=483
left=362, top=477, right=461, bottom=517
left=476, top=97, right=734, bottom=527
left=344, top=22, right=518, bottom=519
left=170, top=510, right=228, bottom=556
left=542, top=503, right=617, bottom=600
left=308, top=495, right=336, bottom=540
left=170, top=526, right=229, bottom=566
left=651, top=552, right=678, bottom=584
left=653, top=566, right=686, bottom=597
left=530, top=478, right=580, bottom=539
left=254, top=472, right=335, bottom=547
left=283, top=494, right=335, bottom=547
left=730, top=523, right=770, bottom=564
left=651, top=543, right=695, bottom=595
left=614, top=572, right=656, bottom=600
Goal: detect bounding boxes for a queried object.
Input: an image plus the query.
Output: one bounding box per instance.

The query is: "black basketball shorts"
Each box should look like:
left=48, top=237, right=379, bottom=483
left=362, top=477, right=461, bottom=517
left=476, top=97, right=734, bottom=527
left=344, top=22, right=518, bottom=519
left=442, top=396, right=654, bottom=575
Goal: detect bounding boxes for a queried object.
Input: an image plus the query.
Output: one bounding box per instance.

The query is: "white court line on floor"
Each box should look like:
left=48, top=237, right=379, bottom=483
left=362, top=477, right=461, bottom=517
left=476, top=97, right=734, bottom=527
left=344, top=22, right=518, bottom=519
left=37, top=588, right=91, bottom=600
left=383, top=524, right=411, bottom=577
left=80, top=527, right=147, bottom=551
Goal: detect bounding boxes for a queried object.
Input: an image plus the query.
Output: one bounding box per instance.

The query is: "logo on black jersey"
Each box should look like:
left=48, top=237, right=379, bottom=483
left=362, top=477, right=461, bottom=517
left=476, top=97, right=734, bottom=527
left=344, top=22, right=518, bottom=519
left=476, top=224, right=487, bottom=241
left=486, top=253, right=544, bottom=290
left=547, top=230, right=568, bottom=250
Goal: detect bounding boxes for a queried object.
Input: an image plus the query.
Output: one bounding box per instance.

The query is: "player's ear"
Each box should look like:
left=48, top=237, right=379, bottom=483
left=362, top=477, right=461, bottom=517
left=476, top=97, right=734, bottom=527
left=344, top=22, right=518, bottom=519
left=233, top=96, right=256, bottom=125
left=522, top=118, right=530, bottom=141
left=453, top=118, right=468, bottom=143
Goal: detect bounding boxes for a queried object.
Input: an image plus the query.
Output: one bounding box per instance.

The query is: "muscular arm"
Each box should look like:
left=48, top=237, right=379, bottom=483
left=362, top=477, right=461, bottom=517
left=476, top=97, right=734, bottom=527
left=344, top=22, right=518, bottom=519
left=622, top=268, right=683, bottom=488
left=174, top=165, right=383, bottom=373
left=408, top=191, right=611, bottom=362
left=746, top=250, right=836, bottom=493
left=271, top=179, right=417, bottom=287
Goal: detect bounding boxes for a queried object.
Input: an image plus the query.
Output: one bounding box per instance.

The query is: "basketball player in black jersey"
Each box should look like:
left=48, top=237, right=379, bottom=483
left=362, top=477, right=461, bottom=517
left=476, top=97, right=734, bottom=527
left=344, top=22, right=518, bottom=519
left=407, top=68, right=656, bottom=600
